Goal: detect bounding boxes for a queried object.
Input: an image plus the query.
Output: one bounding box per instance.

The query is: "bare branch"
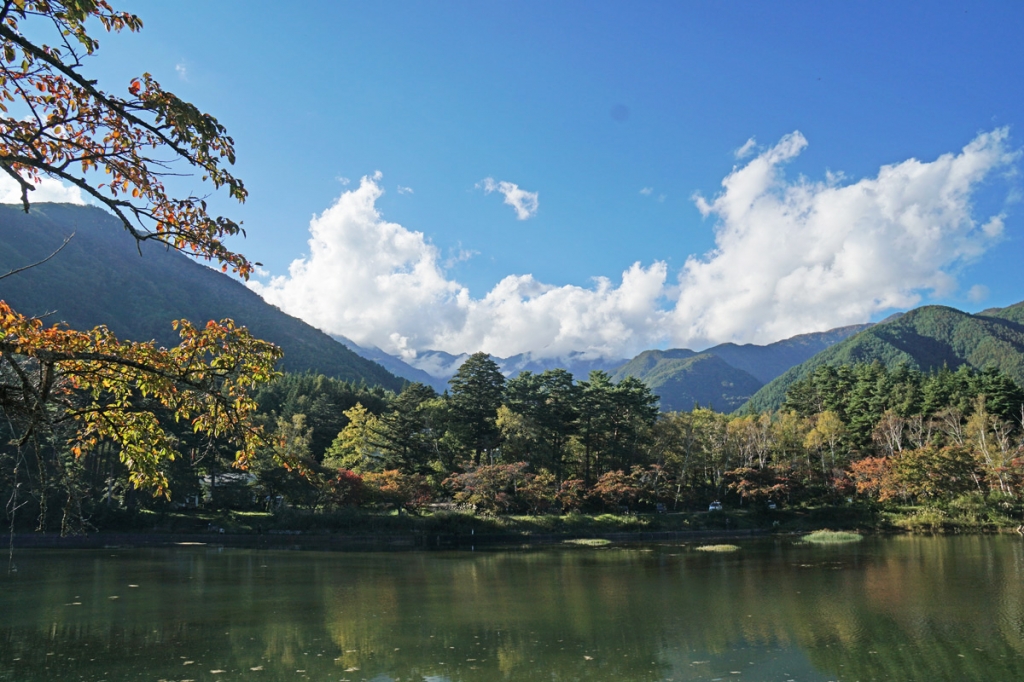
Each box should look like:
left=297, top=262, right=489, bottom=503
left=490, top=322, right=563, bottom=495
left=0, top=231, right=74, bottom=281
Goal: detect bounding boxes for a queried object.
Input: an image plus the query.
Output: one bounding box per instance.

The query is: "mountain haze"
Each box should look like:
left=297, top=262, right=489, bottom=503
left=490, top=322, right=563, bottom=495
left=333, top=335, right=450, bottom=392
left=0, top=203, right=406, bottom=391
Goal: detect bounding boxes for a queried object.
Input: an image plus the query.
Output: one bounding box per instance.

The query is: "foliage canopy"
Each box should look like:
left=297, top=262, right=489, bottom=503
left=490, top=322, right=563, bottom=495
left=0, top=1, right=280, bottom=501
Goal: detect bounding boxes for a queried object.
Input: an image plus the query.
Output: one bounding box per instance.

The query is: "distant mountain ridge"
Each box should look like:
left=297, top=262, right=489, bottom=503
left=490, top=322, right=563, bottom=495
left=744, top=303, right=1024, bottom=413
left=332, top=335, right=450, bottom=392
left=703, top=325, right=872, bottom=384
left=608, top=325, right=871, bottom=412
left=611, top=351, right=763, bottom=412
left=335, top=343, right=628, bottom=393
left=338, top=322, right=870, bottom=412
left=0, top=203, right=406, bottom=391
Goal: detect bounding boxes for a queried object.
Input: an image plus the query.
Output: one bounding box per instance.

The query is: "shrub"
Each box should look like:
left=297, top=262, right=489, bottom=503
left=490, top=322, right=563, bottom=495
left=361, top=470, right=432, bottom=511
left=444, top=462, right=554, bottom=514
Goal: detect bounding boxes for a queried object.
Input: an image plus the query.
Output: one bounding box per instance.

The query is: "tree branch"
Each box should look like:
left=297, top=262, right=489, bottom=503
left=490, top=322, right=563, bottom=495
left=0, top=231, right=74, bottom=281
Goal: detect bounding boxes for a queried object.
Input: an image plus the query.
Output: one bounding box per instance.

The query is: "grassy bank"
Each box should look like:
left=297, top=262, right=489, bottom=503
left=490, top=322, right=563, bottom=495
left=48, top=495, right=1024, bottom=538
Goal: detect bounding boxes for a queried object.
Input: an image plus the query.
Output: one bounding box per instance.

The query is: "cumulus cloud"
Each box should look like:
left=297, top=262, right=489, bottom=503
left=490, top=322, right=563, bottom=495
left=175, top=62, right=188, bottom=80
left=0, top=172, right=84, bottom=205
left=478, top=177, right=539, bottom=220
left=251, top=174, right=467, bottom=357
left=253, top=130, right=1016, bottom=361
left=397, top=185, right=414, bottom=195
left=640, top=187, right=654, bottom=196
left=675, top=128, right=1016, bottom=347
left=253, top=173, right=667, bottom=360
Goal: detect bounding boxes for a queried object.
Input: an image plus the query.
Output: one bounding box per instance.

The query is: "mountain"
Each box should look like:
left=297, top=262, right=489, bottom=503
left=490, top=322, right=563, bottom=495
left=0, top=203, right=406, bottom=391
left=702, top=324, right=872, bottom=384
left=981, top=300, right=1024, bottom=326
left=612, top=351, right=762, bottom=412
left=349, top=347, right=628, bottom=390
left=497, top=351, right=626, bottom=379
left=333, top=335, right=450, bottom=392
left=343, top=321, right=867, bottom=410
left=610, top=326, right=870, bottom=412
left=744, top=303, right=1024, bottom=413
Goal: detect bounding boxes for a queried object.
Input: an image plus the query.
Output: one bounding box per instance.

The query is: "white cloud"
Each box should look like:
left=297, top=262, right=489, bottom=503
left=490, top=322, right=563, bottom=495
left=967, top=284, right=990, bottom=303
left=251, top=174, right=466, bottom=355
left=444, top=246, right=478, bottom=269
left=175, top=62, right=188, bottom=80
left=253, top=130, right=1016, bottom=361
left=252, top=173, right=667, bottom=360
left=735, top=137, right=757, bottom=159
left=0, top=172, right=84, bottom=205
left=478, top=177, right=539, bottom=220
left=640, top=187, right=654, bottom=196
left=675, top=128, right=1016, bottom=347
left=397, top=185, right=414, bottom=195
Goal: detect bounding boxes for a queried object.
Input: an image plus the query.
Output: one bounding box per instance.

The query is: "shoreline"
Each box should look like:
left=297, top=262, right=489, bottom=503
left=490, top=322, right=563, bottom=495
left=8, top=527, right=770, bottom=552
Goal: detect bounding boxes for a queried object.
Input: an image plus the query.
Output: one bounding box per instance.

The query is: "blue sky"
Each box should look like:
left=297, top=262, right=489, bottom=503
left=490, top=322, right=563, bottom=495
left=6, top=1, right=1024, bottom=360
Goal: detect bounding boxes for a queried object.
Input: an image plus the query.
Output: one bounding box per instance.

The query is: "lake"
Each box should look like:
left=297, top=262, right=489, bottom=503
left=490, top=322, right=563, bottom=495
left=1, top=535, right=1023, bottom=681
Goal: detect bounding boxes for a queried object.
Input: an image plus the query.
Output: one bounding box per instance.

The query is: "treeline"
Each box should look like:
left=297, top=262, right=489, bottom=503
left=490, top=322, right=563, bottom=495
left=5, top=353, right=1024, bottom=531
left=249, top=358, right=1024, bottom=515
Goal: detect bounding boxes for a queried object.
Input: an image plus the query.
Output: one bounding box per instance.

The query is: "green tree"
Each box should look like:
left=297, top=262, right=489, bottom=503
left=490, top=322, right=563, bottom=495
left=447, top=353, right=505, bottom=465
left=574, top=371, right=617, bottom=485
left=323, top=403, right=383, bottom=472
left=502, top=368, right=579, bottom=479
left=373, top=383, right=442, bottom=474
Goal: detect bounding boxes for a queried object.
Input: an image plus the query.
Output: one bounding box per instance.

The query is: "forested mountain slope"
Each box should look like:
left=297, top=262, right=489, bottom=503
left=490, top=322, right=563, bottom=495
left=0, top=203, right=405, bottom=391
left=745, top=304, right=1024, bottom=412
left=703, top=324, right=871, bottom=384
left=610, top=327, right=868, bottom=412
left=980, top=300, right=1024, bottom=326
left=611, top=351, right=762, bottom=412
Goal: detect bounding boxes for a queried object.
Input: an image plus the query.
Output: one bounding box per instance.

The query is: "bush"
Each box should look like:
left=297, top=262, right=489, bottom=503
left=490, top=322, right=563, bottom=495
left=444, top=463, right=555, bottom=514
left=361, top=470, right=432, bottom=511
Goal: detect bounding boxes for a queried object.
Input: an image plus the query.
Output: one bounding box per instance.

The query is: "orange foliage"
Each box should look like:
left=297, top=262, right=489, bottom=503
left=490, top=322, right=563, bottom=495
left=0, top=3, right=281, bottom=495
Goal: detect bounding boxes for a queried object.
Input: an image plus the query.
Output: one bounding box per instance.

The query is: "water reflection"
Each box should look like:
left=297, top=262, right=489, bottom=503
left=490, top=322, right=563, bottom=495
left=1, top=536, right=1023, bottom=681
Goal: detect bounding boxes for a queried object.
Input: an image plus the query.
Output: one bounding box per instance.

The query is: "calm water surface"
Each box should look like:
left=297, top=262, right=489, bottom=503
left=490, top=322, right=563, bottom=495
left=2, top=536, right=1024, bottom=681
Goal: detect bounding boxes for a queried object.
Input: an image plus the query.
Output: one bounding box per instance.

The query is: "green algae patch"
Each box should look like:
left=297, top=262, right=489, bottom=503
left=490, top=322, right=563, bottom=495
left=695, top=544, right=741, bottom=552
left=802, top=530, right=863, bottom=544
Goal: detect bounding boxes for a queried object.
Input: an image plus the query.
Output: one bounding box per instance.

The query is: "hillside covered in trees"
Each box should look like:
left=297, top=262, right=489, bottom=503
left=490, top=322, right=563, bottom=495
left=746, top=304, right=1024, bottom=412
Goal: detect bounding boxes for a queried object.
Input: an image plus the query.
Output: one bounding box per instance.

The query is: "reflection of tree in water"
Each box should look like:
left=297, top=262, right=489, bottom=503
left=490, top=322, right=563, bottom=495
left=3, top=539, right=1024, bottom=680
left=320, top=550, right=675, bottom=680
left=642, top=536, right=1024, bottom=681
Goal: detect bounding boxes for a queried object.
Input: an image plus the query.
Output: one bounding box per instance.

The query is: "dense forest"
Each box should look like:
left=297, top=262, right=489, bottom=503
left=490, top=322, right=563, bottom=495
left=4, top=349, right=1024, bottom=533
